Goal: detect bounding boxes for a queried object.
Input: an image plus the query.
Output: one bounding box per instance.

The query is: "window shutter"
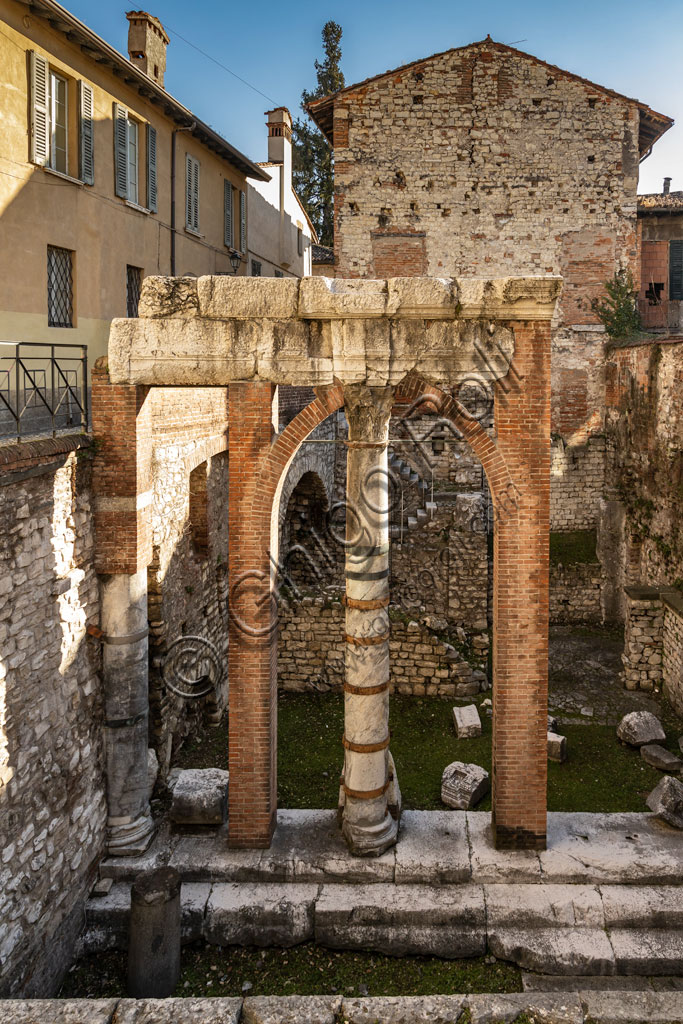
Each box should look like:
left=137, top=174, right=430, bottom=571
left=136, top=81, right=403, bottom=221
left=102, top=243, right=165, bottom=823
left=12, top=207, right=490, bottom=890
left=670, top=241, right=683, bottom=302
left=224, top=180, right=233, bottom=247
left=30, top=51, right=50, bottom=166
left=78, top=81, right=94, bottom=184
left=185, top=154, right=193, bottom=228
left=240, top=189, right=246, bottom=254
left=147, top=124, right=157, bottom=212
left=193, top=158, right=200, bottom=231
left=114, top=103, right=129, bottom=198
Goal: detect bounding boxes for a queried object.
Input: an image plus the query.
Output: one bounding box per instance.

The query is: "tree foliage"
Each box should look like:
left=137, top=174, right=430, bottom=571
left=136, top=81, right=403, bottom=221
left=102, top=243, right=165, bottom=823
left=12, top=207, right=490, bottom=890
left=292, top=21, right=344, bottom=247
left=590, top=269, right=642, bottom=341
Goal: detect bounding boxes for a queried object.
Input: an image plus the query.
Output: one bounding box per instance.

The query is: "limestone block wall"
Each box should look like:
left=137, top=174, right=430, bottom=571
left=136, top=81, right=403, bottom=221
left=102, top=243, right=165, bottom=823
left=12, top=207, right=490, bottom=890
left=663, top=592, right=683, bottom=713
left=550, top=436, right=606, bottom=531
left=549, top=562, right=603, bottom=623
left=145, top=389, right=230, bottom=774
left=277, top=597, right=488, bottom=698
left=621, top=587, right=664, bottom=692
left=0, top=438, right=105, bottom=996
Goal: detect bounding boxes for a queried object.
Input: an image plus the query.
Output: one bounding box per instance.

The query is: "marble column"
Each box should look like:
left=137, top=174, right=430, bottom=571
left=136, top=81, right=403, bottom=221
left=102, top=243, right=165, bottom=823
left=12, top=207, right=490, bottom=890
left=339, top=384, right=401, bottom=856
left=101, top=570, right=155, bottom=856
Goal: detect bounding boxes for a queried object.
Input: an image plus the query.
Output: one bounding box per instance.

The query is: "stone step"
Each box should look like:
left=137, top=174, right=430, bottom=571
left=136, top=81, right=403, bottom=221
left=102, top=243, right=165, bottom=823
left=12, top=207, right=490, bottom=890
left=425, top=501, right=437, bottom=514
left=83, top=879, right=683, bottom=976
left=416, top=508, right=428, bottom=524
left=407, top=515, right=418, bottom=530
left=400, top=464, right=411, bottom=479
left=409, top=470, right=420, bottom=484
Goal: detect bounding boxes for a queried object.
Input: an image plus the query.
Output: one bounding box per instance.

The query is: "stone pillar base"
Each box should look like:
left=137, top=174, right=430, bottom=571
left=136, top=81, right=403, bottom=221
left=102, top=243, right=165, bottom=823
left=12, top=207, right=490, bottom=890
left=106, top=811, right=156, bottom=857
left=342, top=809, right=399, bottom=858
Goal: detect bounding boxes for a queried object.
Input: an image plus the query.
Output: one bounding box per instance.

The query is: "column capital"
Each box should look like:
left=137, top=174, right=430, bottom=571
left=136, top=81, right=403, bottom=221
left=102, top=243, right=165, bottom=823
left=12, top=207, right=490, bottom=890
left=343, top=384, right=394, bottom=442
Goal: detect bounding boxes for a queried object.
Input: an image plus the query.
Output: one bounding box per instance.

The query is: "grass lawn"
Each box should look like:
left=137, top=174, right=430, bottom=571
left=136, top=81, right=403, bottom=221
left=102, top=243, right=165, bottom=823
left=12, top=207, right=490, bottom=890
left=177, top=692, right=683, bottom=813
left=60, top=946, right=521, bottom=999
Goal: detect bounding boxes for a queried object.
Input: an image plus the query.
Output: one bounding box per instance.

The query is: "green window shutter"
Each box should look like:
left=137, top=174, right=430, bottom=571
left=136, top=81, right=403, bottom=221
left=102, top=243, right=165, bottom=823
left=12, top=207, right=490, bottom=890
left=78, top=81, right=94, bottom=184
left=240, top=189, right=246, bottom=254
left=185, top=154, right=193, bottom=228
left=186, top=156, right=200, bottom=231
left=670, top=241, right=683, bottom=301
left=193, top=158, right=200, bottom=231
left=147, top=124, right=157, bottom=212
left=224, top=180, right=233, bottom=247
left=30, top=51, right=50, bottom=166
left=114, top=103, right=129, bottom=198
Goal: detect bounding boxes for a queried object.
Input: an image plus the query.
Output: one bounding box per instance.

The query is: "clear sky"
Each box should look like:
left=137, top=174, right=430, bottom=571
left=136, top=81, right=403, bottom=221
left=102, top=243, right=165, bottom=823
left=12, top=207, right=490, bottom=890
left=66, top=0, right=681, bottom=195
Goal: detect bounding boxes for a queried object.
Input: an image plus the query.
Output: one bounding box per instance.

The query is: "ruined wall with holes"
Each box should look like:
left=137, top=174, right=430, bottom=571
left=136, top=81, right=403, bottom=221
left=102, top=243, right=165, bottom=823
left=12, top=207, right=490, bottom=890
left=0, top=438, right=105, bottom=996
left=603, top=338, right=683, bottom=596
left=145, top=389, right=230, bottom=775
left=330, top=40, right=641, bottom=442
left=550, top=435, right=606, bottom=530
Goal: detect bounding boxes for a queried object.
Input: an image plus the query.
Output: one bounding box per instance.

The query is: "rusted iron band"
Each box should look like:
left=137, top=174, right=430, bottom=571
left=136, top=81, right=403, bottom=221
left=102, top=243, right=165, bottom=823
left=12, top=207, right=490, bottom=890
left=344, top=440, right=388, bottom=449
left=342, top=779, right=391, bottom=800
left=345, top=567, right=389, bottom=581
left=343, top=680, right=390, bottom=695
left=343, top=735, right=391, bottom=753
left=345, top=631, right=390, bottom=646
left=342, top=594, right=390, bottom=610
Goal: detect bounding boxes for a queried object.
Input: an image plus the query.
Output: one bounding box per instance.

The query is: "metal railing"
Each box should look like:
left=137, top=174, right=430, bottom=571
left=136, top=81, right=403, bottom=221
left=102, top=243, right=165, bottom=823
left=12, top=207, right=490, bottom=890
left=0, top=341, right=88, bottom=443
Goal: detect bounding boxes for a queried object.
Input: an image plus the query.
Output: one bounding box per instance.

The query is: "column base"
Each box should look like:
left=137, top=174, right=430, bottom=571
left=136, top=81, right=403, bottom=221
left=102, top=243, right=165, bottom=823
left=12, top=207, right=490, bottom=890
left=342, top=810, right=399, bottom=858
left=106, top=812, right=156, bottom=857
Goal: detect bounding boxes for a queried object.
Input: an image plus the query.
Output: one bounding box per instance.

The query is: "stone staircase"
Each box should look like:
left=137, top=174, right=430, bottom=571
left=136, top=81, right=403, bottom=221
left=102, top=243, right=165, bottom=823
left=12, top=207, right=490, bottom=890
left=84, top=810, right=683, bottom=978
left=388, top=451, right=437, bottom=537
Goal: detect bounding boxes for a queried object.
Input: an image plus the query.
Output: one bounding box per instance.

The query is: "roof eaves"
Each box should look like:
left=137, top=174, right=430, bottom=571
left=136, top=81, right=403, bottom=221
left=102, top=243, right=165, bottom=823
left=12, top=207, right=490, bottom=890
left=21, top=0, right=270, bottom=181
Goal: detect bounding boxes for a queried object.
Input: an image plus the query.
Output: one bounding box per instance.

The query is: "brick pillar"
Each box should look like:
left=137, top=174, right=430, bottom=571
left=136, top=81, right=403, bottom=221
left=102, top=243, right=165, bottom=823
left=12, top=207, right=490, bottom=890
left=491, top=322, right=551, bottom=850
left=92, top=360, right=154, bottom=855
left=227, top=382, right=277, bottom=848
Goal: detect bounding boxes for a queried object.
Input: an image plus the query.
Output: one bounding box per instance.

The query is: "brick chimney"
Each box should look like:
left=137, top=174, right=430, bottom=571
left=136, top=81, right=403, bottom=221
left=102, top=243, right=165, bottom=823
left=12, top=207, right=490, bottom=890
left=126, top=11, right=169, bottom=88
left=663, top=177, right=672, bottom=195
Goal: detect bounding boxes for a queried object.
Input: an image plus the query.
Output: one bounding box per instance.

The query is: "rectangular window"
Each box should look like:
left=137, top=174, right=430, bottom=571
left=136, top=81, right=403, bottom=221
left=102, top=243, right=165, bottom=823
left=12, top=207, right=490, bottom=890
left=251, top=259, right=262, bottom=277
left=126, top=265, right=143, bottom=317
left=47, top=245, right=73, bottom=327
left=274, top=270, right=283, bottom=278
left=127, top=119, right=139, bottom=205
left=186, top=154, right=200, bottom=232
left=49, top=71, right=68, bottom=174
left=670, top=240, right=683, bottom=301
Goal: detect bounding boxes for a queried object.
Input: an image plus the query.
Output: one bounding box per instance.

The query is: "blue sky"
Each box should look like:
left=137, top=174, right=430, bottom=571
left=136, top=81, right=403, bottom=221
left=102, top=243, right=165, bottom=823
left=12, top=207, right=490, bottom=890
left=67, top=0, right=681, bottom=194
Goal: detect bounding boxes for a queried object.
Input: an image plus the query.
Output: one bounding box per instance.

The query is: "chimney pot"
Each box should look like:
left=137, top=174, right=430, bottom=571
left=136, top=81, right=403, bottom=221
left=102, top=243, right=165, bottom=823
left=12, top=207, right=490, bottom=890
left=663, top=177, right=672, bottom=195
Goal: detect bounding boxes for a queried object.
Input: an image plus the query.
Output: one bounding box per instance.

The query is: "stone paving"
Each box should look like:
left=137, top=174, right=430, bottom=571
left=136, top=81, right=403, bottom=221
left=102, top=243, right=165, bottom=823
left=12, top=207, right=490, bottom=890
left=548, top=626, right=667, bottom=726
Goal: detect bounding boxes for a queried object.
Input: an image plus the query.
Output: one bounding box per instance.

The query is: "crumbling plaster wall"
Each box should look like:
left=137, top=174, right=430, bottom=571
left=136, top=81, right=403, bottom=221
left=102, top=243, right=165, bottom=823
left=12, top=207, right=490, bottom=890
left=0, top=439, right=105, bottom=997
left=331, top=41, right=639, bottom=442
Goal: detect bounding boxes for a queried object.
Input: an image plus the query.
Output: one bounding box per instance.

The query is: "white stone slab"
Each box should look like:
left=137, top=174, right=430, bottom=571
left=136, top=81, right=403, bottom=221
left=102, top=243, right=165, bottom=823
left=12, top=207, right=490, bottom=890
left=488, top=926, right=616, bottom=976
left=609, top=929, right=683, bottom=976
left=600, top=885, right=683, bottom=928
left=340, top=996, right=466, bottom=1023
left=467, top=812, right=542, bottom=882
left=453, top=704, right=482, bottom=738
left=114, top=999, right=242, bottom=1023
left=242, top=996, right=341, bottom=1024
left=314, top=883, right=486, bottom=958
left=466, top=993, right=584, bottom=1024
left=540, top=813, right=683, bottom=884
left=580, top=989, right=683, bottom=1023
left=394, top=810, right=471, bottom=884
left=485, top=884, right=604, bottom=930
left=204, top=883, right=318, bottom=947
left=0, top=1001, right=119, bottom=1023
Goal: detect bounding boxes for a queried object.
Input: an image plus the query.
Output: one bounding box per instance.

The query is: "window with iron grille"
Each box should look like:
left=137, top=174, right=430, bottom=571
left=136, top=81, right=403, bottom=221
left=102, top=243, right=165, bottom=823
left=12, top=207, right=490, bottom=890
left=47, top=245, right=73, bottom=327
left=251, top=259, right=262, bottom=277
left=127, top=265, right=143, bottom=317
left=274, top=270, right=283, bottom=278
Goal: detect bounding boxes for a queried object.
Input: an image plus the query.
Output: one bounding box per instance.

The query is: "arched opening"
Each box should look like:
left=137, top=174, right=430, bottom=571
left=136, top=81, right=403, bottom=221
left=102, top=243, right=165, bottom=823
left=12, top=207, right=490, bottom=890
left=280, top=470, right=332, bottom=591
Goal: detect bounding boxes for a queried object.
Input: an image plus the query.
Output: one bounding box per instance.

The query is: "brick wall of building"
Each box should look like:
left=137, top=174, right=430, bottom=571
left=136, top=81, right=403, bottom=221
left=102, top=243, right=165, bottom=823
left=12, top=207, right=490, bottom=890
left=0, top=439, right=105, bottom=996
left=325, top=40, right=643, bottom=441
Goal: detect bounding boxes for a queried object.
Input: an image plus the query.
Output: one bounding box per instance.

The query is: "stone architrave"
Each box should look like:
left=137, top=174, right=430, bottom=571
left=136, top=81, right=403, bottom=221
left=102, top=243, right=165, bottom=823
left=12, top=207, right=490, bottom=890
left=339, top=384, right=401, bottom=856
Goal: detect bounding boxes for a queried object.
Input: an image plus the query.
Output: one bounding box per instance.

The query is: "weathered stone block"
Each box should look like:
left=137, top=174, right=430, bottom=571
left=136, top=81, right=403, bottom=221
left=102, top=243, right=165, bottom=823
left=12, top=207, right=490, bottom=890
left=452, top=704, right=482, bottom=738
left=547, top=731, right=568, bottom=763
left=646, top=776, right=683, bottom=829
left=169, top=768, right=229, bottom=825
left=640, top=744, right=683, bottom=772
left=616, top=711, right=666, bottom=747
left=198, top=276, right=300, bottom=319
left=242, top=996, right=341, bottom=1024
left=441, top=762, right=490, bottom=809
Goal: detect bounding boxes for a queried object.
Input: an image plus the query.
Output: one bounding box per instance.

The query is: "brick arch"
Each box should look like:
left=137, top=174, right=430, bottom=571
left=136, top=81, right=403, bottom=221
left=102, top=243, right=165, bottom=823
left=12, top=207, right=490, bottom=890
left=182, top=434, right=229, bottom=478
left=395, top=373, right=516, bottom=520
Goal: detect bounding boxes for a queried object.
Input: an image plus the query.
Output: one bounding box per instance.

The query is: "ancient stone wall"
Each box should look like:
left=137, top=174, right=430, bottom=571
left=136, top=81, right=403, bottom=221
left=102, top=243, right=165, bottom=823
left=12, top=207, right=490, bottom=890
left=663, top=592, right=683, bottom=713
left=604, top=338, right=683, bottom=589
left=549, top=562, right=603, bottom=623
left=145, top=388, right=230, bottom=774
left=278, top=597, right=488, bottom=698
left=0, top=438, right=105, bottom=996
left=329, top=40, right=640, bottom=439
left=621, top=587, right=665, bottom=692
left=550, top=436, right=606, bottom=531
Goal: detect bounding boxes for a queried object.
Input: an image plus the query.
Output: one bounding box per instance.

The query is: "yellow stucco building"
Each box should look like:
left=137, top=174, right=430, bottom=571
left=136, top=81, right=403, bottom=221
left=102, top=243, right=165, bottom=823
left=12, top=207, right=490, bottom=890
left=0, top=0, right=269, bottom=365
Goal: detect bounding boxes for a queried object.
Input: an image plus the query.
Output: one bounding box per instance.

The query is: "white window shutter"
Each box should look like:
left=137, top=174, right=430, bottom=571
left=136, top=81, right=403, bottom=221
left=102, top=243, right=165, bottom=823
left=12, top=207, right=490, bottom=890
left=240, top=190, right=246, bottom=254
left=79, top=81, right=94, bottom=184
left=147, top=124, right=157, bottom=212
left=114, top=103, right=128, bottom=198
left=224, top=180, right=233, bottom=247
left=30, top=51, right=50, bottom=166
